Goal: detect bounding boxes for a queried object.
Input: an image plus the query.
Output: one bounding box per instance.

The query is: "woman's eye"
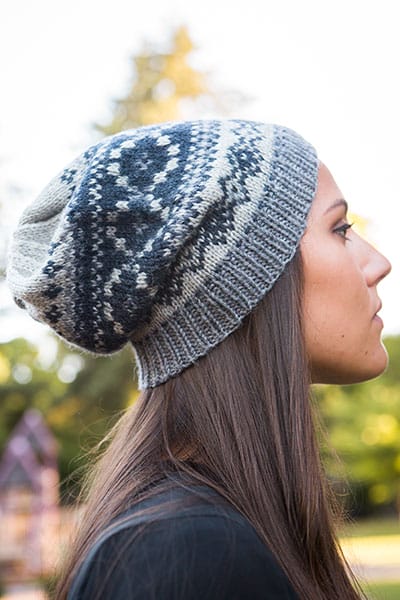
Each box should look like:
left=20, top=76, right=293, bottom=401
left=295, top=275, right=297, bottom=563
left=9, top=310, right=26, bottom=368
left=333, top=222, right=353, bottom=240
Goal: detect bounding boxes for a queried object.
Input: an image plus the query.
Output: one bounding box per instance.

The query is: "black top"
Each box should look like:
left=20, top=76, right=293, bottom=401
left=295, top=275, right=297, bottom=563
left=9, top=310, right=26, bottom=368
left=68, top=480, right=298, bottom=599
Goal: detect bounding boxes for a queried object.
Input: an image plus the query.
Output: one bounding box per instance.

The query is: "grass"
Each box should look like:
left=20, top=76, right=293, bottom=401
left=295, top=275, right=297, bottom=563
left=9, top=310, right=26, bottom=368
left=340, top=517, right=400, bottom=539
left=338, top=517, right=400, bottom=598
left=362, top=581, right=400, bottom=599
left=339, top=517, right=400, bottom=567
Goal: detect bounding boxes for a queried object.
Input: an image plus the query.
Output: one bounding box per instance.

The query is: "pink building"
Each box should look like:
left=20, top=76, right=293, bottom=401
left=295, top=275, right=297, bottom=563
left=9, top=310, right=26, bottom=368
left=0, top=409, right=60, bottom=583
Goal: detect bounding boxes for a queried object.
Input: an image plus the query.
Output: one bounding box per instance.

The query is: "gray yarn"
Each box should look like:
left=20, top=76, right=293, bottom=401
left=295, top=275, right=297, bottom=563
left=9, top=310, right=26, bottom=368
left=6, top=119, right=318, bottom=389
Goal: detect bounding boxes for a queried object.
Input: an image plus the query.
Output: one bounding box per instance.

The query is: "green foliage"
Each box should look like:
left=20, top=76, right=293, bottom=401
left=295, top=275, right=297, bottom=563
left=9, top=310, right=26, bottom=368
left=0, top=337, right=65, bottom=443
left=0, top=336, right=138, bottom=502
left=315, top=335, right=400, bottom=515
left=381, top=336, right=400, bottom=386
left=1, top=334, right=400, bottom=512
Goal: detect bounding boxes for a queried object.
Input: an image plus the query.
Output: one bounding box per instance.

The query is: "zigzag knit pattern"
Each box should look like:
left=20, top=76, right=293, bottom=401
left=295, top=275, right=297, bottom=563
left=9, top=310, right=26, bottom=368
left=6, top=120, right=318, bottom=389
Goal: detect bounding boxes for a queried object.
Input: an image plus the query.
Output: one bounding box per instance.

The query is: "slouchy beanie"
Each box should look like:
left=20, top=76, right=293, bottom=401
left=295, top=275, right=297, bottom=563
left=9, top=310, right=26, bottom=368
left=6, top=119, right=318, bottom=389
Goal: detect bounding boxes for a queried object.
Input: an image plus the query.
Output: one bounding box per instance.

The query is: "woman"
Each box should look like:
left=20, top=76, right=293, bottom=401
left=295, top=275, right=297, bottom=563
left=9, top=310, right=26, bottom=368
left=7, top=120, right=391, bottom=599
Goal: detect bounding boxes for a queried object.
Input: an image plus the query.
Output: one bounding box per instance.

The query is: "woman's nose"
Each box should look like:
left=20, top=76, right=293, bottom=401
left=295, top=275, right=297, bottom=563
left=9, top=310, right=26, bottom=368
left=364, top=244, right=392, bottom=287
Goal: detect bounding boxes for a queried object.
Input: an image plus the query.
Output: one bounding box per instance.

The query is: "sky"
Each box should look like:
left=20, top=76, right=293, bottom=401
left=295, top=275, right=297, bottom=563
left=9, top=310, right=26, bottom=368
left=1, top=0, right=399, bottom=348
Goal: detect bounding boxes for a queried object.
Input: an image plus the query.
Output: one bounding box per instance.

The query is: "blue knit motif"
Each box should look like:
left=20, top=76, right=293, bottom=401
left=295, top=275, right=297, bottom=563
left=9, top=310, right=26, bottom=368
left=6, top=120, right=318, bottom=389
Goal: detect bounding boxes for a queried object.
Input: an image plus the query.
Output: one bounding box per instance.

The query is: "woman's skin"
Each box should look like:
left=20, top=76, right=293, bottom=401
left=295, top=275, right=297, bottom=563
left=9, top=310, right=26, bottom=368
left=301, top=162, right=392, bottom=385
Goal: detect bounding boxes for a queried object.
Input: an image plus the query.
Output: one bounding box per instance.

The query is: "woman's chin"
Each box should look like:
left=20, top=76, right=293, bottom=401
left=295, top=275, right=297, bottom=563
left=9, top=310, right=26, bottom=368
left=311, top=347, right=389, bottom=385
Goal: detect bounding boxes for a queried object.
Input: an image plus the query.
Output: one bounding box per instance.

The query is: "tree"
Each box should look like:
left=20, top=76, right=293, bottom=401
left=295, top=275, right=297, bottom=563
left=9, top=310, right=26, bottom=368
left=95, top=25, right=245, bottom=134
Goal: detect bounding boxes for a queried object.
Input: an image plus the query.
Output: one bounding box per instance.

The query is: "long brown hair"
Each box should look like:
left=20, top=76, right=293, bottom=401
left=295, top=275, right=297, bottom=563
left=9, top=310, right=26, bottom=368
left=55, top=250, right=365, bottom=599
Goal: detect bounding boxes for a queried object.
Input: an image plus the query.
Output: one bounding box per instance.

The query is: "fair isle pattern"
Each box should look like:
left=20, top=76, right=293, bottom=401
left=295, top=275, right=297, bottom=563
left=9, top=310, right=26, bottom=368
left=6, top=120, right=318, bottom=389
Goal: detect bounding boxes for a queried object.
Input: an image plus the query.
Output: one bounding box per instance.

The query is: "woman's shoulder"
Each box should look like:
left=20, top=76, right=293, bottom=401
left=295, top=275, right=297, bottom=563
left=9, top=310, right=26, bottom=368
left=69, top=480, right=298, bottom=599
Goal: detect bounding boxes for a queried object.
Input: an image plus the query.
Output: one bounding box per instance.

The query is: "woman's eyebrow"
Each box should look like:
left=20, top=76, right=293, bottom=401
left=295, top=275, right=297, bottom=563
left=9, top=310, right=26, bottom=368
left=323, top=198, right=348, bottom=215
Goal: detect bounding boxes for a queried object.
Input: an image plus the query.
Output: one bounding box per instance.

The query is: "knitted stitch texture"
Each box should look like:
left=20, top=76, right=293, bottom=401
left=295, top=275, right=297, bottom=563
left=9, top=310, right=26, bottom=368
left=6, top=119, right=318, bottom=389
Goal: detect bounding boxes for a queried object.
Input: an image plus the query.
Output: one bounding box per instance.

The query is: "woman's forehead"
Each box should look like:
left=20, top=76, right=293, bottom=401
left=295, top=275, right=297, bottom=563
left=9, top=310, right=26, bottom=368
left=309, top=162, right=345, bottom=218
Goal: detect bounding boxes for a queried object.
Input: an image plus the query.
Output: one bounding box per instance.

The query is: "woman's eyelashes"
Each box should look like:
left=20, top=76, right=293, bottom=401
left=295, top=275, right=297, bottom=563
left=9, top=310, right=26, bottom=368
left=332, top=221, right=353, bottom=241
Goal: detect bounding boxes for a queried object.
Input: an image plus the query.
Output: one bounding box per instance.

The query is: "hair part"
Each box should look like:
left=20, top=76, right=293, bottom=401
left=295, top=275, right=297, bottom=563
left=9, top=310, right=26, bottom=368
left=55, top=250, right=365, bottom=599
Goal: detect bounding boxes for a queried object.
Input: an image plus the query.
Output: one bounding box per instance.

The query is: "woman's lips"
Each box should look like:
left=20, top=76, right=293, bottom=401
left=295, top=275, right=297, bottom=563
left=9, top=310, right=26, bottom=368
left=372, top=300, right=383, bottom=326
left=373, top=300, right=382, bottom=319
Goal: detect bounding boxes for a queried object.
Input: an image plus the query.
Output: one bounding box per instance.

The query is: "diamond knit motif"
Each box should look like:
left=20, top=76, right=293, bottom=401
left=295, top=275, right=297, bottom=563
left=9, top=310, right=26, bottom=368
left=6, top=119, right=318, bottom=388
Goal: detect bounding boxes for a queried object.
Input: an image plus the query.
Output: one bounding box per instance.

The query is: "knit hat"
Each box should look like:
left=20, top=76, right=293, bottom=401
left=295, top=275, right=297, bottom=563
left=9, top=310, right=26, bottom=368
left=6, top=119, right=318, bottom=389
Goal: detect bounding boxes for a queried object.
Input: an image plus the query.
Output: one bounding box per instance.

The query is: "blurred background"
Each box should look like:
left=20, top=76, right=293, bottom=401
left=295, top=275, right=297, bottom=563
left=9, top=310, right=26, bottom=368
left=0, top=1, right=399, bottom=598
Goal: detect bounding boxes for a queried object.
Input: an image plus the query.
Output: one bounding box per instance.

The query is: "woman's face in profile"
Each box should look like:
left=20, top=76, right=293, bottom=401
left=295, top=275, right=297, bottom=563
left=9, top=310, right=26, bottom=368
left=301, top=162, right=391, bottom=385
